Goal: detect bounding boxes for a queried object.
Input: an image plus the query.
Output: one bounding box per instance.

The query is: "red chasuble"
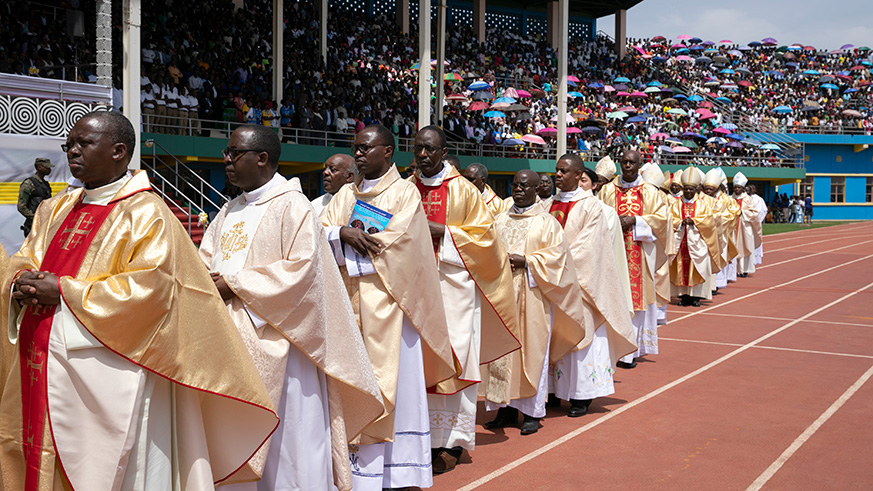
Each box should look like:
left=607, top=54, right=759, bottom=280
left=548, top=200, right=578, bottom=228
left=415, top=176, right=455, bottom=254
left=678, top=200, right=697, bottom=287
left=615, top=186, right=645, bottom=311
left=17, top=199, right=119, bottom=491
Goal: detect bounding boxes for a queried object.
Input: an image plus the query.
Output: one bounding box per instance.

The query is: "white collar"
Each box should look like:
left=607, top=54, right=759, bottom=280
left=620, top=175, right=644, bottom=188
left=671, top=191, right=682, bottom=198
left=555, top=186, right=582, bottom=202
left=82, top=172, right=132, bottom=206
left=242, top=173, right=285, bottom=204
left=418, top=162, right=450, bottom=186
left=682, top=195, right=697, bottom=204
left=360, top=173, right=385, bottom=193
left=512, top=202, right=538, bottom=214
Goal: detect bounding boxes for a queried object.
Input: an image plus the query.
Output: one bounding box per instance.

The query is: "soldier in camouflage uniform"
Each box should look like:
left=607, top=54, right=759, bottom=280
left=17, top=157, right=53, bottom=237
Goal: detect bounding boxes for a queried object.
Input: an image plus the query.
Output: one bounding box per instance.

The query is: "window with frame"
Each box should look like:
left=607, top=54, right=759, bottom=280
left=866, top=177, right=873, bottom=203
left=830, top=176, right=845, bottom=203
left=799, top=176, right=813, bottom=200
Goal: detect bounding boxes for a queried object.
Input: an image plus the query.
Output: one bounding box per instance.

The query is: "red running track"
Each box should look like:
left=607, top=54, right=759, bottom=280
left=430, top=221, right=873, bottom=491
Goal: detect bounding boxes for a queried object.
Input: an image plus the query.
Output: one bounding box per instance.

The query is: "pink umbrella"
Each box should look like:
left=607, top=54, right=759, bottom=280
left=719, top=39, right=733, bottom=44
left=537, top=127, right=558, bottom=135
left=713, top=127, right=731, bottom=134
left=673, top=146, right=692, bottom=153
left=503, top=87, right=519, bottom=98
left=650, top=133, right=669, bottom=140
left=566, top=127, right=582, bottom=134
left=633, top=46, right=647, bottom=55
left=468, top=101, right=489, bottom=111
left=630, top=91, right=648, bottom=98
left=671, top=44, right=686, bottom=49
left=603, top=85, right=616, bottom=92
left=616, top=91, right=630, bottom=97
left=675, top=55, right=693, bottom=61
left=522, top=134, right=546, bottom=145
left=490, top=102, right=511, bottom=109
left=567, top=75, right=580, bottom=83
left=516, top=89, right=532, bottom=98
left=677, top=35, right=692, bottom=40
left=618, top=105, right=638, bottom=112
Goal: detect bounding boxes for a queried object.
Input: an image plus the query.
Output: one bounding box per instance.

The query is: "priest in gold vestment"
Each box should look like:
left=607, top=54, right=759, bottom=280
left=200, top=126, right=383, bottom=491
left=703, top=168, right=741, bottom=291
left=669, top=167, right=721, bottom=307
left=731, top=172, right=762, bottom=277
left=463, top=162, right=510, bottom=217
left=322, top=125, right=457, bottom=491
left=0, top=111, right=278, bottom=491
left=599, top=149, right=669, bottom=369
left=409, top=127, right=519, bottom=473
left=483, top=170, right=586, bottom=435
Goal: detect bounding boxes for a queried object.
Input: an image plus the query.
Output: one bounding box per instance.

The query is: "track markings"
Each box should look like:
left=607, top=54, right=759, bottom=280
left=659, top=337, right=873, bottom=360
left=457, top=280, right=873, bottom=491
left=669, top=312, right=873, bottom=328
left=746, top=363, right=873, bottom=491
left=757, top=240, right=873, bottom=270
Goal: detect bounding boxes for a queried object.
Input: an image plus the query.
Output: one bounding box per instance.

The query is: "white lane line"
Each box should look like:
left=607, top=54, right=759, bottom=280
left=669, top=253, right=873, bottom=325
left=659, top=337, right=873, bottom=360
left=764, top=223, right=873, bottom=243
left=757, top=240, right=873, bottom=270
left=767, top=234, right=871, bottom=252
left=747, top=363, right=873, bottom=491
left=458, top=281, right=873, bottom=491
left=681, top=312, right=873, bottom=329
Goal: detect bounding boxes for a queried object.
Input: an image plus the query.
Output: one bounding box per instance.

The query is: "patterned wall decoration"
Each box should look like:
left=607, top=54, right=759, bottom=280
left=0, top=95, right=108, bottom=137
left=485, top=11, right=520, bottom=32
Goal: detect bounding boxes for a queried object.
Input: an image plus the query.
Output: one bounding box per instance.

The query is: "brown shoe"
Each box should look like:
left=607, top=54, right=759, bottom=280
left=432, top=448, right=460, bottom=474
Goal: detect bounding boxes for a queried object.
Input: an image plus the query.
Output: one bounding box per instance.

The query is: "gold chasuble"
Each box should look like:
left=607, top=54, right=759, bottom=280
left=323, top=165, right=457, bottom=444
left=599, top=179, right=670, bottom=311
left=550, top=191, right=637, bottom=364
left=410, top=166, right=519, bottom=394
left=482, top=184, right=510, bottom=217
left=199, top=177, right=383, bottom=490
left=0, top=171, right=278, bottom=490
left=716, top=193, right=741, bottom=263
left=669, top=196, right=721, bottom=287
left=490, top=206, right=585, bottom=402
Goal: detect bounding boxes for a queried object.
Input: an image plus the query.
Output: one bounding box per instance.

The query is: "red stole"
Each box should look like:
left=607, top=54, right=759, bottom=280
left=678, top=200, right=697, bottom=287
left=615, top=185, right=645, bottom=311
left=18, top=199, right=119, bottom=491
left=548, top=200, right=578, bottom=228
left=415, top=176, right=454, bottom=254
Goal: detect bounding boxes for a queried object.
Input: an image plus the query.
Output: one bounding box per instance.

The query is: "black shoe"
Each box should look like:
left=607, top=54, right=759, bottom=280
left=740, top=272, right=748, bottom=278
left=691, top=298, right=701, bottom=307
left=483, top=406, right=518, bottom=429
left=431, top=446, right=463, bottom=474
left=677, top=295, right=688, bottom=306
left=546, top=393, right=561, bottom=408
left=568, top=399, right=591, bottom=418
left=616, top=360, right=637, bottom=369
left=520, top=415, right=541, bottom=435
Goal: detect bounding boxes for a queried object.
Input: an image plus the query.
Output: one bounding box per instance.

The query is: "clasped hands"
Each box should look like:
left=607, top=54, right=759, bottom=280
left=13, top=271, right=61, bottom=307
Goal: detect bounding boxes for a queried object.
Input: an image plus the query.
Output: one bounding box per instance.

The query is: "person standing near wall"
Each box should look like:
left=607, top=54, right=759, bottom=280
left=17, top=158, right=53, bottom=238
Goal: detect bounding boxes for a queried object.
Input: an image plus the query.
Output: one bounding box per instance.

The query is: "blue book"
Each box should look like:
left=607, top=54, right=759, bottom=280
left=349, top=200, right=392, bottom=234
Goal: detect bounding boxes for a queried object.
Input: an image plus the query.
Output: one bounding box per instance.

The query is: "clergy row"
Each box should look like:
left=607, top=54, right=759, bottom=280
left=0, top=112, right=766, bottom=491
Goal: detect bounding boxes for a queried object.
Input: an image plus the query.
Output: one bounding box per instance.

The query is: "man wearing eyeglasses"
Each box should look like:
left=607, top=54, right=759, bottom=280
left=322, top=124, right=456, bottom=491
left=408, top=126, right=519, bottom=474
left=201, top=125, right=382, bottom=490
left=1, top=111, right=278, bottom=489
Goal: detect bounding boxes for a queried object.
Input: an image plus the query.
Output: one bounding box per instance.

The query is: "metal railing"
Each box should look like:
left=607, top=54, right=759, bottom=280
left=784, top=124, right=873, bottom=135
left=141, top=160, right=200, bottom=236
left=145, top=137, right=228, bottom=213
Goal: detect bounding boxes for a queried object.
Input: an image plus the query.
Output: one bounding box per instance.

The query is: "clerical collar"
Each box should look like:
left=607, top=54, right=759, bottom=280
left=83, top=171, right=132, bottom=206
left=620, top=175, right=644, bottom=189
left=732, top=192, right=746, bottom=199
left=67, top=176, right=83, bottom=188
left=555, top=187, right=581, bottom=202
left=418, top=162, right=450, bottom=186
left=512, top=202, right=537, bottom=214
left=243, top=172, right=285, bottom=204
left=682, top=195, right=696, bottom=204
left=360, top=173, right=385, bottom=193
left=671, top=191, right=682, bottom=198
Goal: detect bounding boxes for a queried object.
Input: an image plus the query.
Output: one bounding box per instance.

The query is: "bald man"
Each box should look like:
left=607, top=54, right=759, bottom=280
left=464, top=162, right=509, bottom=217
left=311, top=153, right=356, bottom=216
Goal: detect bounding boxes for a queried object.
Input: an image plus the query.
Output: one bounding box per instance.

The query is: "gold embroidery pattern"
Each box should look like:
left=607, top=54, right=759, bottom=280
left=617, top=187, right=644, bottom=310
left=498, top=216, right=532, bottom=294
left=219, top=221, right=249, bottom=260
left=60, top=212, right=95, bottom=251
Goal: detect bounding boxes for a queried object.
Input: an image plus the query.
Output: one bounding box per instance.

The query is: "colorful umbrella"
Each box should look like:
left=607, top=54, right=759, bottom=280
left=483, top=110, right=505, bottom=118
left=516, top=89, right=532, bottom=98
left=468, top=81, right=490, bottom=91
left=468, top=101, right=489, bottom=111
left=522, top=134, right=546, bottom=145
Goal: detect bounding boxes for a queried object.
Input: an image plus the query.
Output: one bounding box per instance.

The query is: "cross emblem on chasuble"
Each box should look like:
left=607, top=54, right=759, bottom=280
left=60, top=212, right=96, bottom=251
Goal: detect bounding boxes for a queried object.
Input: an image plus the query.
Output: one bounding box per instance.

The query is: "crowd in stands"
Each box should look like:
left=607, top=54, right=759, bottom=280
left=4, top=0, right=873, bottom=167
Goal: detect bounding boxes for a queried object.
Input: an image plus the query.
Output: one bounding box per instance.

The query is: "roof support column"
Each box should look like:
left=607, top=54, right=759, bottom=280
left=418, top=0, right=431, bottom=130
left=397, top=0, right=409, bottom=35
left=319, top=0, right=327, bottom=64
left=614, top=8, right=627, bottom=59
left=122, top=0, right=141, bottom=168
left=473, top=0, right=485, bottom=44
left=556, top=0, right=568, bottom=156
left=547, top=1, right=558, bottom=50
left=435, top=0, right=447, bottom=126
left=274, top=0, right=285, bottom=104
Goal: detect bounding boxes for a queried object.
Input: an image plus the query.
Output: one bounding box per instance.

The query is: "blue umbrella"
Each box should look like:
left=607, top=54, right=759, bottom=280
left=720, top=123, right=738, bottom=130
left=614, top=76, right=631, bottom=83
left=568, top=91, right=584, bottom=97
left=726, top=133, right=744, bottom=141
left=820, top=83, right=839, bottom=90
left=682, top=132, right=706, bottom=139
left=846, top=88, right=859, bottom=93
left=715, top=97, right=732, bottom=103
left=674, top=94, right=688, bottom=100
left=483, top=110, right=506, bottom=118
left=748, top=41, right=762, bottom=47
left=493, top=97, right=516, bottom=104
left=587, top=82, right=604, bottom=88
left=652, top=56, right=667, bottom=63
left=627, top=115, right=648, bottom=123
left=688, top=95, right=704, bottom=102
left=773, top=105, right=792, bottom=113
left=638, top=113, right=655, bottom=118
left=567, top=80, right=578, bottom=87
left=761, top=143, right=781, bottom=151
left=675, top=48, right=690, bottom=54
left=647, top=81, right=664, bottom=87
left=803, top=69, right=820, bottom=75
left=768, top=70, right=784, bottom=78
left=502, top=138, right=524, bottom=145
left=720, top=68, right=736, bottom=74
left=468, top=81, right=490, bottom=91
left=785, top=62, right=800, bottom=68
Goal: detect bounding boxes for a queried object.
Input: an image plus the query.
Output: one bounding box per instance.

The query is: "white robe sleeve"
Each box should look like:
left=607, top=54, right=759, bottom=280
left=632, top=216, right=656, bottom=243
left=438, top=227, right=465, bottom=267
left=324, top=225, right=376, bottom=277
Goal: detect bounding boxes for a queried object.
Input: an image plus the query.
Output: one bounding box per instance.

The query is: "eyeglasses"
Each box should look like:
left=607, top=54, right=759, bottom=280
left=222, top=148, right=263, bottom=160
left=412, top=144, right=445, bottom=154
left=352, top=143, right=388, bottom=155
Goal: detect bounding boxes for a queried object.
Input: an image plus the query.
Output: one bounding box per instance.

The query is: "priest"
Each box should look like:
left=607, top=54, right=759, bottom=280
left=1, top=111, right=278, bottom=490
left=669, top=167, right=721, bottom=307
left=200, top=125, right=383, bottom=490
left=548, top=156, right=636, bottom=417
left=311, top=153, right=356, bottom=216
left=703, top=168, right=740, bottom=292
left=463, top=162, right=510, bottom=217
left=731, top=172, right=762, bottom=277
left=484, top=169, right=586, bottom=435
left=409, top=126, right=518, bottom=473
left=322, top=124, right=457, bottom=490
left=598, top=149, right=669, bottom=369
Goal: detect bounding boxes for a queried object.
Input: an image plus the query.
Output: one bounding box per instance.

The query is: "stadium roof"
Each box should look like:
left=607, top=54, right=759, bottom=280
left=486, top=0, right=646, bottom=19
